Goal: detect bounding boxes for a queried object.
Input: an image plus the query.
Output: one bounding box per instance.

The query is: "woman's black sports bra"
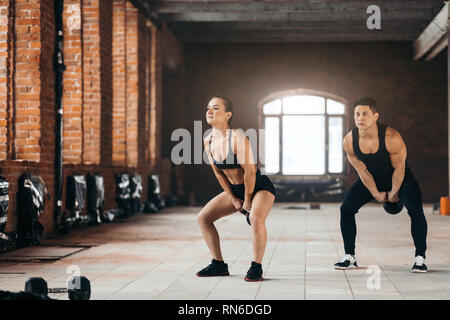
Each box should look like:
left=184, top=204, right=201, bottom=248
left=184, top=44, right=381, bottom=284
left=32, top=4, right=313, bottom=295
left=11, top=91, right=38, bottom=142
left=208, top=129, right=242, bottom=170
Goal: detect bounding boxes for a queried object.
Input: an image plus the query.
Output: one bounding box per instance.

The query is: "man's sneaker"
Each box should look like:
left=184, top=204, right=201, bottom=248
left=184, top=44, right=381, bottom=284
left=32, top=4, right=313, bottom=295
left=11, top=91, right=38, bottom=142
left=196, top=259, right=230, bottom=277
left=245, top=261, right=263, bottom=282
left=411, top=255, right=427, bottom=273
left=334, top=254, right=358, bottom=270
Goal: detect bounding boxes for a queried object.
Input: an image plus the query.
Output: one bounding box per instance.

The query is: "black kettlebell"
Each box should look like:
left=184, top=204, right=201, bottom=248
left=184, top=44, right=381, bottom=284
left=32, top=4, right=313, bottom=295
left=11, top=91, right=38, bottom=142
left=383, top=201, right=404, bottom=215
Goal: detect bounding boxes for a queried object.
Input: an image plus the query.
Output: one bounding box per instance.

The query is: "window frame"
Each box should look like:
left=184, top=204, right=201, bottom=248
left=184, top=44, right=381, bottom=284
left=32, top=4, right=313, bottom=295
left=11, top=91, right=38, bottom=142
left=258, top=89, right=349, bottom=181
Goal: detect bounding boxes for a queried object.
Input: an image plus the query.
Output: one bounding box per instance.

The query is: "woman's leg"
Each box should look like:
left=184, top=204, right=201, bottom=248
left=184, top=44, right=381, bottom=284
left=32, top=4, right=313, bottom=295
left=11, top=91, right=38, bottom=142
left=249, top=190, right=275, bottom=264
left=197, top=191, right=237, bottom=261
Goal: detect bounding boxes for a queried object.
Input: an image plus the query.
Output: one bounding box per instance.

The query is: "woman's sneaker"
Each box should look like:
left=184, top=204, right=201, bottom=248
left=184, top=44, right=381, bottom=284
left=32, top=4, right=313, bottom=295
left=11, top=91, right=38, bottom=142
left=245, top=261, right=263, bottom=282
left=196, top=259, right=230, bottom=277
left=334, top=254, right=358, bottom=270
left=411, top=255, right=427, bottom=273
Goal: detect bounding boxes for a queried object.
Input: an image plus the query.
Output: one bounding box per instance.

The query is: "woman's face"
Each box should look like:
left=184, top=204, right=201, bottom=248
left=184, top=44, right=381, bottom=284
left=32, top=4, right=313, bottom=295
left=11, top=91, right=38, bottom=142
left=206, top=98, right=231, bottom=127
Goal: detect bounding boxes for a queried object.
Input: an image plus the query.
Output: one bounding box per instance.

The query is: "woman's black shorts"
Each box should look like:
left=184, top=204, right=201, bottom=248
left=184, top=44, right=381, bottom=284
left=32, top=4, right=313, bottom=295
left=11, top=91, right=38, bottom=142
left=230, top=174, right=276, bottom=201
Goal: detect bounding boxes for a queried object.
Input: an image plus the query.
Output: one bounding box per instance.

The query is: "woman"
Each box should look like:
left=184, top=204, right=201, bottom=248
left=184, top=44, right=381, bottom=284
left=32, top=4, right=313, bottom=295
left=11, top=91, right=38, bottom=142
left=196, top=96, right=276, bottom=282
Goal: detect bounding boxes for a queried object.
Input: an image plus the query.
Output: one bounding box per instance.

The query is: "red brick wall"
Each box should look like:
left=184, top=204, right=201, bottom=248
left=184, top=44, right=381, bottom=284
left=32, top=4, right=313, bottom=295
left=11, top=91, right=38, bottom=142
left=137, top=11, right=148, bottom=168
left=112, top=0, right=126, bottom=166
left=144, top=20, right=151, bottom=166
left=38, top=0, right=56, bottom=232
left=99, top=0, right=113, bottom=166
left=0, top=1, right=11, bottom=161
left=0, top=2, right=179, bottom=237
left=125, top=2, right=138, bottom=168
left=82, top=0, right=101, bottom=165
left=62, top=0, right=82, bottom=164
left=1, top=0, right=55, bottom=233
left=14, top=0, right=41, bottom=162
left=150, top=25, right=162, bottom=171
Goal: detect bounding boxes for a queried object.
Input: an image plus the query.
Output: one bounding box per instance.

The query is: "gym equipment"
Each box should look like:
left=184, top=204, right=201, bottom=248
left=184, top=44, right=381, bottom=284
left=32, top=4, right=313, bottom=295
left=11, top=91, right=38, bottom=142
left=164, top=196, right=179, bottom=207
left=0, top=290, right=51, bottom=300
left=143, top=201, right=159, bottom=214
left=25, top=276, right=91, bottom=300
left=240, top=210, right=251, bottom=226
left=130, top=174, right=143, bottom=214
left=16, top=174, right=47, bottom=246
left=65, top=175, right=90, bottom=228
left=115, top=173, right=133, bottom=217
left=0, top=176, right=8, bottom=233
left=148, top=175, right=165, bottom=210
left=383, top=201, right=404, bottom=215
left=87, top=173, right=105, bottom=224
left=0, top=177, right=15, bottom=250
left=440, top=196, right=450, bottom=216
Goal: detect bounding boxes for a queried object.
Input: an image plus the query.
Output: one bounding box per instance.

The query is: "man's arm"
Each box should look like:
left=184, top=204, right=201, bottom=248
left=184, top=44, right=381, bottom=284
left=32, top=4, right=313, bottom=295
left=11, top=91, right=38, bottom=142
left=386, top=127, right=407, bottom=201
left=343, top=133, right=386, bottom=203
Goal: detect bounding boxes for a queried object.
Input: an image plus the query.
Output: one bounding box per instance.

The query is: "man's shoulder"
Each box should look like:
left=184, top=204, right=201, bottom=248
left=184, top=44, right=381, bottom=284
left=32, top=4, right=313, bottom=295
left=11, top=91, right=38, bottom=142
left=384, top=126, right=402, bottom=141
left=384, top=126, right=405, bottom=151
left=343, top=131, right=354, bottom=154
left=343, top=130, right=353, bottom=144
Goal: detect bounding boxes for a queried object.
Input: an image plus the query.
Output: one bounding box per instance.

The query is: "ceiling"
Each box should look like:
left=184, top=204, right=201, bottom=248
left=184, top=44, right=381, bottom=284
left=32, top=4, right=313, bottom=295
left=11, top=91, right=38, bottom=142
left=132, top=0, right=446, bottom=43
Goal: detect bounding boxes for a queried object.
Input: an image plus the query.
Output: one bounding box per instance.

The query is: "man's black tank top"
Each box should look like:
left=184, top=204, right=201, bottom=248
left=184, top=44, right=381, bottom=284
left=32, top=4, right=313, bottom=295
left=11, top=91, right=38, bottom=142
left=352, top=123, right=409, bottom=192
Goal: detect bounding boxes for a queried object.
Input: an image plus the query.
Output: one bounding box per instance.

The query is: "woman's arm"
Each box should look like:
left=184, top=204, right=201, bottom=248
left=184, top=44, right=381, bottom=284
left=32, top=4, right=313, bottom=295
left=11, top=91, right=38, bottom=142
left=204, top=136, right=242, bottom=210
left=234, top=130, right=258, bottom=211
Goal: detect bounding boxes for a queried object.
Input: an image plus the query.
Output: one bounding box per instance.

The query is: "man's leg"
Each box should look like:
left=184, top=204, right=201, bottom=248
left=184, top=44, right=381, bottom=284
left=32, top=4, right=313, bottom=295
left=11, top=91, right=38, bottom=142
left=398, top=171, right=428, bottom=259
left=340, top=179, right=374, bottom=256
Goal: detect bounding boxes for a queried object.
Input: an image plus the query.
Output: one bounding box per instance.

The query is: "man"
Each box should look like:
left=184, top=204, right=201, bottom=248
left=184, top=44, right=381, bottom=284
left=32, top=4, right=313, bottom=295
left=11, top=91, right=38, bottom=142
left=334, top=97, right=428, bottom=273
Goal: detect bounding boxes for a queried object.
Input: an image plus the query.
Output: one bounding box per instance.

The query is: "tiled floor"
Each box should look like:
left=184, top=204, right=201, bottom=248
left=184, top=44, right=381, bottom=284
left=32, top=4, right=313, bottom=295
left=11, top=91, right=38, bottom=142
left=1, top=203, right=450, bottom=300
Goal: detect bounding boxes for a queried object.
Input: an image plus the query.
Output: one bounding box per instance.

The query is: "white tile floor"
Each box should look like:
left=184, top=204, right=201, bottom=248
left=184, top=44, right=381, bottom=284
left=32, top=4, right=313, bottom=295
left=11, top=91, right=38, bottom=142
left=1, top=203, right=449, bottom=300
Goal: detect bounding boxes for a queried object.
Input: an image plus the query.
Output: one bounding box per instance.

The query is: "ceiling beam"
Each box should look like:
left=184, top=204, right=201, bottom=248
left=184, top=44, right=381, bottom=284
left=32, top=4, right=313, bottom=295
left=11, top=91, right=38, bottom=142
left=169, top=24, right=426, bottom=36
left=178, top=33, right=418, bottom=43
left=158, top=10, right=437, bottom=22
left=425, top=34, right=448, bottom=60
left=145, top=1, right=442, bottom=13
left=173, top=27, right=425, bottom=37
left=167, top=20, right=431, bottom=31
left=413, top=2, right=448, bottom=60
left=128, top=0, right=162, bottom=28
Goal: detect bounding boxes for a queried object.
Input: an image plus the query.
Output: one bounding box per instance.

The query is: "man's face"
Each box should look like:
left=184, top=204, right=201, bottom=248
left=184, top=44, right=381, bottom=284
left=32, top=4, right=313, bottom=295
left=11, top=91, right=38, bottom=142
left=354, top=105, right=379, bottom=130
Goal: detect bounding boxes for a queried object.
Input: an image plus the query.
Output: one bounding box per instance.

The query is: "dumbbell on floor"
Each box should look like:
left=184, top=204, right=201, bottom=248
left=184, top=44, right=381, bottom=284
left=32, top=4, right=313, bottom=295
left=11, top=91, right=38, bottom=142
left=25, top=276, right=91, bottom=300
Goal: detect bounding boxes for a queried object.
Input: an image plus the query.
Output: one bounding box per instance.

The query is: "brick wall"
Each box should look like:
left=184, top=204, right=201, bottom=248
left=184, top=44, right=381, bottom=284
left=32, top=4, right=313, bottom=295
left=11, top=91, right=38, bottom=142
left=150, top=25, right=163, bottom=171
left=14, top=0, right=41, bottom=162
left=112, top=0, right=126, bottom=166
left=82, top=0, right=101, bottom=165
left=0, top=0, right=11, bottom=161
left=0, top=2, right=179, bottom=237
left=62, top=0, right=82, bottom=164
left=0, top=0, right=55, bottom=234
left=125, top=2, right=138, bottom=168
left=99, top=0, right=113, bottom=166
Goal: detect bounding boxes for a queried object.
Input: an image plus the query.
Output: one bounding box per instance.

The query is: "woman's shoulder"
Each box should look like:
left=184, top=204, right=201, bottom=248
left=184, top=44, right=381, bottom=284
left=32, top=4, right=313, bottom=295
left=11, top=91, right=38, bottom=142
left=230, top=128, right=247, bottom=141
left=204, top=132, right=212, bottom=147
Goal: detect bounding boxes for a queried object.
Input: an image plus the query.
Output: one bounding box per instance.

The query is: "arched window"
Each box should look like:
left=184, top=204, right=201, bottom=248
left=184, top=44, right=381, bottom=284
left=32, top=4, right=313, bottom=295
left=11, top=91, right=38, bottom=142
left=260, top=90, right=347, bottom=176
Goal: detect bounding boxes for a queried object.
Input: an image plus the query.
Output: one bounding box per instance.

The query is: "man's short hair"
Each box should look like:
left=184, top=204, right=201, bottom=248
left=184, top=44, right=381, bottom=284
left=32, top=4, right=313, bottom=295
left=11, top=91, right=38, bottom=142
left=354, top=97, right=377, bottom=113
